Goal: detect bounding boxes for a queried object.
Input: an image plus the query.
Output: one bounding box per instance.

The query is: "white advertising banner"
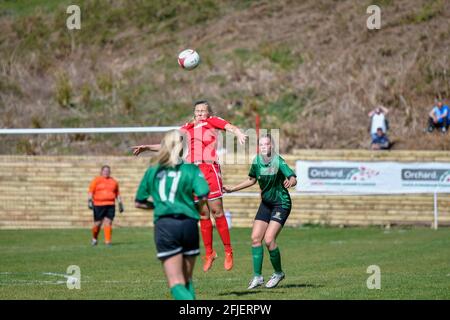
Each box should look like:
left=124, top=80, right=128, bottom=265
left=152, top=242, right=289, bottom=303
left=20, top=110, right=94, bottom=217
left=295, top=161, right=450, bottom=194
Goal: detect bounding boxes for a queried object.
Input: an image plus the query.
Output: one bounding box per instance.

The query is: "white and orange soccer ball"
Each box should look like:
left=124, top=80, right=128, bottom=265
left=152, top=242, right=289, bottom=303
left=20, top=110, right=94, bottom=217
left=177, top=49, right=200, bottom=70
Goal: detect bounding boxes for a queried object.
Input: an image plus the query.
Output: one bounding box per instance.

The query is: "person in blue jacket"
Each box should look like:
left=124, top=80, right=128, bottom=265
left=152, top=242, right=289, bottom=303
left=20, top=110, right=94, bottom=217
left=427, top=100, right=448, bottom=133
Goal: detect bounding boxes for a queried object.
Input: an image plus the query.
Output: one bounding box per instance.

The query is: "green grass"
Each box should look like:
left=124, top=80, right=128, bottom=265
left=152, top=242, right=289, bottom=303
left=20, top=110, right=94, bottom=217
left=264, top=90, right=314, bottom=123
left=369, top=0, right=393, bottom=7
left=259, top=43, right=302, bottom=70
left=0, top=0, right=70, bottom=17
left=402, top=0, right=445, bottom=24
left=0, top=226, right=449, bottom=300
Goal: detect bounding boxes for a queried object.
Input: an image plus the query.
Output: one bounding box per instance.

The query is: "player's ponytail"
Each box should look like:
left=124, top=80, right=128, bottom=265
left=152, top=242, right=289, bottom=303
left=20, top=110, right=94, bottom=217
left=151, top=130, right=184, bottom=167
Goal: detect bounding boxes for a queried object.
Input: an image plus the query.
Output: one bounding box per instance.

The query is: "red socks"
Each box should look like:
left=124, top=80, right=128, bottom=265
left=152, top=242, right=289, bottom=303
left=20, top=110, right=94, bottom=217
left=215, top=215, right=232, bottom=254
left=200, top=215, right=233, bottom=255
left=200, top=219, right=213, bottom=255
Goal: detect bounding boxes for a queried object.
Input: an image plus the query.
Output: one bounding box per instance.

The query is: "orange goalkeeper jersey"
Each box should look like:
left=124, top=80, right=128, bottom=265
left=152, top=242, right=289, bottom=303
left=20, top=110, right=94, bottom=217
left=88, top=176, right=120, bottom=206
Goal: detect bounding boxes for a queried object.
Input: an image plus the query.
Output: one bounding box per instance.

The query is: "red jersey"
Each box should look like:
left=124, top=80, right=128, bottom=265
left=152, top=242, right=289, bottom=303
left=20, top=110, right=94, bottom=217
left=180, top=116, right=229, bottom=163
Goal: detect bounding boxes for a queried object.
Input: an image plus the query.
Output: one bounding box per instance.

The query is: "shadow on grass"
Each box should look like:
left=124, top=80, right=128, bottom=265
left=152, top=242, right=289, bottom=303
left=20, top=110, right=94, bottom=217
left=92, top=242, right=135, bottom=247
left=278, top=283, right=323, bottom=289
left=218, top=283, right=323, bottom=296
left=218, top=290, right=262, bottom=297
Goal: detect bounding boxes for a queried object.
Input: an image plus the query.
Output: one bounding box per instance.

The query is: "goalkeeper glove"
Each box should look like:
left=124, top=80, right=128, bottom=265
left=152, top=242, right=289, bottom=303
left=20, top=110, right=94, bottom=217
left=119, top=202, right=124, bottom=213
left=88, top=199, right=94, bottom=210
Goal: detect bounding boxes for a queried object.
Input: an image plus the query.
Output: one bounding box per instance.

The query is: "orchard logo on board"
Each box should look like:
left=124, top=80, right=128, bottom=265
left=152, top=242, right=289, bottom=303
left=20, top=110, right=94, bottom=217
left=308, top=167, right=379, bottom=181
left=402, top=169, right=450, bottom=183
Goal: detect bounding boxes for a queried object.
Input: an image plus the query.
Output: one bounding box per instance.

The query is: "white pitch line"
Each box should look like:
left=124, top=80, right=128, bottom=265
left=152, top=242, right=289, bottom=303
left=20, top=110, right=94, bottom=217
left=42, top=272, right=71, bottom=278
left=0, top=280, right=67, bottom=285
left=0, top=278, right=253, bottom=285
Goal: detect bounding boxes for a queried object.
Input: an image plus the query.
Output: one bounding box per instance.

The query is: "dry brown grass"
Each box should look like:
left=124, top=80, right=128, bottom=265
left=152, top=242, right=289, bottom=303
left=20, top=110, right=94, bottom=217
left=0, top=0, right=449, bottom=154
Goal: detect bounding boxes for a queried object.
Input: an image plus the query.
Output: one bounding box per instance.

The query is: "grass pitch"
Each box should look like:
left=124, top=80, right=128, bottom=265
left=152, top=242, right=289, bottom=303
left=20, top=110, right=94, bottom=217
left=0, top=226, right=449, bottom=300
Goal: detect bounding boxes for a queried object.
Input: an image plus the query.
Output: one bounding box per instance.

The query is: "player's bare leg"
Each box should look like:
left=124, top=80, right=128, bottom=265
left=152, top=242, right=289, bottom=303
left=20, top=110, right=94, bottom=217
left=252, top=220, right=269, bottom=246
left=210, top=198, right=233, bottom=270
left=263, top=221, right=282, bottom=251
left=264, top=221, right=285, bottom=288
left=183, top=256, right=197, bottom=299
left=162, top=254, right=193, bottom=300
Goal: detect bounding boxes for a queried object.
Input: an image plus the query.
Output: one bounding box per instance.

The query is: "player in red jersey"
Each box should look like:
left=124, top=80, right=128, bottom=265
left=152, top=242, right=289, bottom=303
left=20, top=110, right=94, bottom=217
left=132, top=100, right=247, bottom=271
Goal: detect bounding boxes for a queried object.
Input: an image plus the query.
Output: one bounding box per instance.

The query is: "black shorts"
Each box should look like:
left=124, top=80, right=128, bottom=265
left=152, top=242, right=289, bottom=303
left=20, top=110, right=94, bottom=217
left=154, top=215, right=200, bottom=260
left=93, top=205, right=115, bottom=221
left=255, top=201, right=291, bottom=226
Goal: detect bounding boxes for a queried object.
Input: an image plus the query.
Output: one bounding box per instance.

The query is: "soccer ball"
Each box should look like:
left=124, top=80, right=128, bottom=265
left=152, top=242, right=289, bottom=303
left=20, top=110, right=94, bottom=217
left=178, top=49, right=200, bottom=70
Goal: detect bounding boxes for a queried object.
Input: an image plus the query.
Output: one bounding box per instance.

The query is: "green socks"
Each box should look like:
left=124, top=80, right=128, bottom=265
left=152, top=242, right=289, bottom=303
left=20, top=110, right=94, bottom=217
left=252, top=245, right=283, bottom=276
left=252, top=245, right=264, bottom=276
left=185, top=281, right=195, bottom=299
left=269, top=247, right=283, bottom=273
left=170, top=284, right=194, bottom=300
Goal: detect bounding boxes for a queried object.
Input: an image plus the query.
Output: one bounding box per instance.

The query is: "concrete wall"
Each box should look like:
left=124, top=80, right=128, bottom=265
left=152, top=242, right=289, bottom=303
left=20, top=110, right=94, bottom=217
left=1, top=150, right=449, bottom=229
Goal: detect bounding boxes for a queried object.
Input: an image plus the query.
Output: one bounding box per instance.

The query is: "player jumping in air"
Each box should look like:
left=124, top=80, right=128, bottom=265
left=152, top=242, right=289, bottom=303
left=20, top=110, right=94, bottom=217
left=135, top=130, right=210, bottom=300
left=223, top=134, right=297, bottom=289
left=132, top=100, right=247, bottom=272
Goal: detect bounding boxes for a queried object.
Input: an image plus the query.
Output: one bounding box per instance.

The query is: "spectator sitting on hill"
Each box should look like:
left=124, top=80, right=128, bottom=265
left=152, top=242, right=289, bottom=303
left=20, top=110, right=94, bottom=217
left=368, top=105, right=389, bottom=140
left=427, top=100, right=448, bottom=133
left=371, top=128, right=390, bottom=150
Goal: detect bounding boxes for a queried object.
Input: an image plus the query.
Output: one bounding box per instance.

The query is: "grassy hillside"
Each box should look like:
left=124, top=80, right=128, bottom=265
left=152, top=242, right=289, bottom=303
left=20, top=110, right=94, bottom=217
left=0, top=0, right=449, bottom=155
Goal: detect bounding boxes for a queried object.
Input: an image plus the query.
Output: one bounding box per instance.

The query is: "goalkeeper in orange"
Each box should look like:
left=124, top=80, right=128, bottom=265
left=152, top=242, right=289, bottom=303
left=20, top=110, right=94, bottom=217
left=223, top=134, right=297, bottom=289
left=88, top=165, right=124, bottom=246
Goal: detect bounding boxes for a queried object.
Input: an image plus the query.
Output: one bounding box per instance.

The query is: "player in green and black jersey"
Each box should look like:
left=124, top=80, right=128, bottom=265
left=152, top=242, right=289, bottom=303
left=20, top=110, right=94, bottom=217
left=223, top=134, right=297, bottom=289
left=135, top=130, right=209, bottom=300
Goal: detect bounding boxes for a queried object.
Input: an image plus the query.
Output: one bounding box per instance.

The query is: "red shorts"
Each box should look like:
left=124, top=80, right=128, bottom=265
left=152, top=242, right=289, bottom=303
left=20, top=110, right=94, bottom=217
left=197, top=163, right=223, bottom=201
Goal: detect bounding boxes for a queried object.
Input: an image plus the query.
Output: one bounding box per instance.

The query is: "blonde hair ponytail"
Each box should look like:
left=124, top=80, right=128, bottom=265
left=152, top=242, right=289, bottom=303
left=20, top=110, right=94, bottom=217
left=151, top=130, right=185, bottom=167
